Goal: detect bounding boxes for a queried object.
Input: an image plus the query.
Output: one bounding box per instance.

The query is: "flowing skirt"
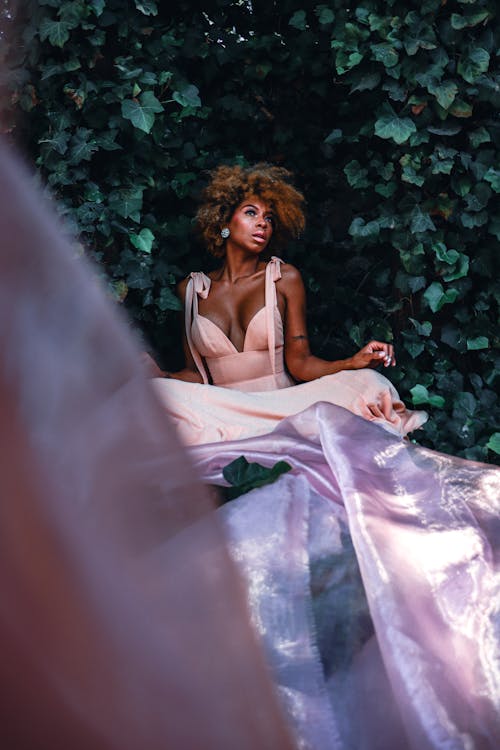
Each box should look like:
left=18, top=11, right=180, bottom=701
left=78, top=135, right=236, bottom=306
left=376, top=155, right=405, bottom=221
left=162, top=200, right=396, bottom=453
left=153, top=368, right=428, bottom=445
left=190, top=403, right=500, bottom=750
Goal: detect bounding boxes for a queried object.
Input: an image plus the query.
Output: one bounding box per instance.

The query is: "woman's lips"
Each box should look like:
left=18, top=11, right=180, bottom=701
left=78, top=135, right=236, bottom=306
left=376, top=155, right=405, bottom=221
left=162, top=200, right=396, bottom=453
left=252, top=233, right=267, bottom=243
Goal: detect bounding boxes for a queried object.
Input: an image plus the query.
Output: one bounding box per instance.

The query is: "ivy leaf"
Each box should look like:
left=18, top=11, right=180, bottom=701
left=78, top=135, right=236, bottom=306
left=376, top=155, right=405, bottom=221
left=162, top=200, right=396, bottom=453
left=428, top=124, right=462, bottom=136
left=344, top=160, right=370, bottom=189
left=59, top=1, right=88, bottom=25
left=349, top=72, right=381, bottom=93
left=467, top=336, right=489, bottom=350
left=109, top=187, right=144, bottom=221
left=428, top=80, right=457, bottom=109
left=221, top=456, right=293, bottom=502
left=38, top=131, right=70, bottom=155
left=402, top=336, right=425, bottom=358
left=375, top=182, right=397, bottom=197
left=335, top=50, right=364, bottom=74
left=449, top=98, right=473, bottom=118
left=349, top=217, right=381, bottom=239
left=96, top=130, right=122, bottom=151
left=289, top=10, right=307, bottom=30
left=453, top=392, right=477, bottom=419
left=315, top=6, right=334, bottom=25
left=409, top=318, right=432, bottom=336
left=458, top=48, right=490, bottom=83
left=468, top=127, right=491, bottom=148
left=68, top=128, right=98, bottom=164
left=121, top=91, right=163, bottom=133
left=451, top=11, right=490, bottom=29
left=410, top=206, right=436, bottom=233
left=157, top=287, right=182, bottom=312
left=371, top=43, right=399, bottom=68
left=442, top=254, right=469, bottom=282
left=441, top=325, right=465, bottom=351
left=324, top=128, right=342, bottom=144
left=483, top=168, right=500, bottom=193
left=39, top=19, right=73, bottom=47
left=410, top=384, right=444, bottom=408
left=134, top=0, right=158, bottom=15
left=90, top=0, right=105, bottom=16
left=130, top=228, right=154, bottom=254
left=172, top=84, right=201, bottom=109
left=486, top=433, right=500, bottom=455
left=375, top=104, right=416, bottom=145
left=423, top=282, right=459, bottom=312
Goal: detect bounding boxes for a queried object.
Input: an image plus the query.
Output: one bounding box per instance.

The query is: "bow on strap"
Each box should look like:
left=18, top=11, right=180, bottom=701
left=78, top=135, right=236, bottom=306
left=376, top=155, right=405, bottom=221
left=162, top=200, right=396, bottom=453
left=184, top=272, right=212, bottom=384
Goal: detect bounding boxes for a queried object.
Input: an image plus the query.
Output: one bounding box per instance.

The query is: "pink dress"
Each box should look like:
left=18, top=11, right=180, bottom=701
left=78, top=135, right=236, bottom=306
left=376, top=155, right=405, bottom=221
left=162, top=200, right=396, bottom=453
left=153, top=257, right=428, bottom=445
left=153, top=258, right=499, bottom=750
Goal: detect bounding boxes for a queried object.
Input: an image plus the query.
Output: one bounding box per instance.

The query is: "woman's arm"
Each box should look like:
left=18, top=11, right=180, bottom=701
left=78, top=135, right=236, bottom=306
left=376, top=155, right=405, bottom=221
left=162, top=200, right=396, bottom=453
left=166, top=277, right=204, bottom=383
left=279, top=265, right=395, bottom=383
left=142, top=278, right=204, bottom=383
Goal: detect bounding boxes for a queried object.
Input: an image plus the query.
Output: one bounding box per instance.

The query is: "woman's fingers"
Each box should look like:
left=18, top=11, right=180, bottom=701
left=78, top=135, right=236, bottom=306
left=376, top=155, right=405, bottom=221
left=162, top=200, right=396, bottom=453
left=360, top=341, right=396, bottom=367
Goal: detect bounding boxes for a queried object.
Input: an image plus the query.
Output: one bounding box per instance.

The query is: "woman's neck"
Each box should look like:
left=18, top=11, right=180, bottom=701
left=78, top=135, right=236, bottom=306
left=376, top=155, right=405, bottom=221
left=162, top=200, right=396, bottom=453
left=216, top=248, right=263, bottom=283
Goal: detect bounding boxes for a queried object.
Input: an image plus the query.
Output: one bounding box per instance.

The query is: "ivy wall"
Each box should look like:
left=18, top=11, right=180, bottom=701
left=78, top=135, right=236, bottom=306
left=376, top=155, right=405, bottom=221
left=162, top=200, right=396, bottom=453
left=4, top=0, right=500, bottom=461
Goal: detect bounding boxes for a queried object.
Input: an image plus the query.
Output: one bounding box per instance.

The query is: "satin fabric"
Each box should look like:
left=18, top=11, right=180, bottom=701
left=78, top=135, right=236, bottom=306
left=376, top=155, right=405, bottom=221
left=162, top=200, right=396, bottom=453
left=192, top=403, right=500, bottom=750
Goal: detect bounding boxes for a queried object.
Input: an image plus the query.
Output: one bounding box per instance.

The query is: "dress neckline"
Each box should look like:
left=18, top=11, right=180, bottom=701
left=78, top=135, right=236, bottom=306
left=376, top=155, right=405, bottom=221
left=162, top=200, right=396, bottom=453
left=195, top=306, right=268, bottom=355
left=186, top=257, right=284, bottom=383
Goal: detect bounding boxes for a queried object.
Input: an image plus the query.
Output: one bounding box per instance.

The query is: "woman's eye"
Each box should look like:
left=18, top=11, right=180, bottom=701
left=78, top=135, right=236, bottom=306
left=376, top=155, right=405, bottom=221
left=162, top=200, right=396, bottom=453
left=265, top=216, right=274, bottom=224
left=245, top=209, right=256, bottom=216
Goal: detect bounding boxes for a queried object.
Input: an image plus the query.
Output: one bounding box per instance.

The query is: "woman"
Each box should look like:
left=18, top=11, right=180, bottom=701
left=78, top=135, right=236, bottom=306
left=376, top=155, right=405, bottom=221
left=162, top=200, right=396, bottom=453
left=151, top=163, right=428, bottom=445
left=149, top=165, right=499, bottom=749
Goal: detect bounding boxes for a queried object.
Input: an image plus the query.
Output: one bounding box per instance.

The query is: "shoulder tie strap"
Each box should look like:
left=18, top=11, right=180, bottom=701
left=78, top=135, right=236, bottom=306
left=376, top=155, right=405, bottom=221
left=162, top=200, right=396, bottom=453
left=185, top=272, right=211, bottom=384
left=265, top=256, right=284, bottom=374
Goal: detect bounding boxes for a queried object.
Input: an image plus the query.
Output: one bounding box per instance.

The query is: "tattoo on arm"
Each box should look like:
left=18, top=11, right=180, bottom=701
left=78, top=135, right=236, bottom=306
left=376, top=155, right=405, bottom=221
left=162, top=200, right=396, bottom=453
left=292, top=334, right=308, bottom=341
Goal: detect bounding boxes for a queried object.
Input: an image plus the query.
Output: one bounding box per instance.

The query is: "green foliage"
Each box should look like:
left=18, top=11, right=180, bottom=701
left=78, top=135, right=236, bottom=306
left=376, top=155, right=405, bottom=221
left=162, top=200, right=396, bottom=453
left=220, top=456, right=293, bottom=502
left=5, top=0, right=500, bottom=462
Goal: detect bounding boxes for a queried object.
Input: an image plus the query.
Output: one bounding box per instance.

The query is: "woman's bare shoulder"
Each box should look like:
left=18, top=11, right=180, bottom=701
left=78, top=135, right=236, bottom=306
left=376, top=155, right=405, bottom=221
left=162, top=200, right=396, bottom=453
left=277, top=262, right=304, bottom=290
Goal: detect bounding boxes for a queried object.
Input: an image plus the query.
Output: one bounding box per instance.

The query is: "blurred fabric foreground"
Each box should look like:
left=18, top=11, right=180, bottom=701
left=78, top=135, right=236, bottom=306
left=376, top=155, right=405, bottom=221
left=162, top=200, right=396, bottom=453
left=0, top=140, right=296, bottom=749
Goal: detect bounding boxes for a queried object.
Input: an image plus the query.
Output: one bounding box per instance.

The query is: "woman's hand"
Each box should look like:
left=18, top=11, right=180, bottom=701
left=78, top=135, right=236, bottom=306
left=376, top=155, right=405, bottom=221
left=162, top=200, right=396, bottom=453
left=348, top=341, right=396, bottom=370
left=141, top=351, right=166, bottom=378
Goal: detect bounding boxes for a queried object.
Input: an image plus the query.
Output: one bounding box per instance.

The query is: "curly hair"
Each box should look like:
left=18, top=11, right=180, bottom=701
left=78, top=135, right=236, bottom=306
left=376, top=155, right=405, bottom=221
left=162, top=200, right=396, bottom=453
left=196, top=163, right=306, bottom=258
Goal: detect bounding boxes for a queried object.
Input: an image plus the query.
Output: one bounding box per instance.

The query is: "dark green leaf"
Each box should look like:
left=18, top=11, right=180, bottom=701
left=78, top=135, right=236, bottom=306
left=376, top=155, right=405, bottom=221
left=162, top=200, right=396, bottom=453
left=483, top=168, right=500, bottom=192
left=130, top=228, right=154, bottom=254
left=39, top=19, right=73, bottom=47
left=109, top=187, right=143, bottom=221
left=134, top=0, right=158, bottom=15
left=428, top=80, right=457, bottom=109
left=157, top=287, right=182, bottom=311
left=409, top=318, right=432, bottom=336
left=375, top=104, right=416, bottom=145
left=121, top=91, right=163, bottom=133
left=289, top=10, right=307, bottom=31
left=467, top=337, right=489, bottom=350
left=221, top=456, right=293, bottom=501
left=172, top=84, right=201, bottom=109
left=486, top=433, right=500, bottom=455
left=410, top=206, right=436, bottom=233
left=423, top=282, right=458, bottom=312
left=458, top=48, right=490, bottom=83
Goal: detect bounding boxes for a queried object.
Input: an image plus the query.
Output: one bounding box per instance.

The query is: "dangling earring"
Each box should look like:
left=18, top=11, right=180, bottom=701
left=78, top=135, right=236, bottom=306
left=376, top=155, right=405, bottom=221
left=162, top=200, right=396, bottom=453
left=220, top=227, right=230, bottom=239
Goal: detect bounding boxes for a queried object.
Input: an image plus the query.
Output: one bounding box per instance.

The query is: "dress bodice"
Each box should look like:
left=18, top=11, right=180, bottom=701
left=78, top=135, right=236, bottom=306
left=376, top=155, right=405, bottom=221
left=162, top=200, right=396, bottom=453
left=185, top=257, right=294, bottom=392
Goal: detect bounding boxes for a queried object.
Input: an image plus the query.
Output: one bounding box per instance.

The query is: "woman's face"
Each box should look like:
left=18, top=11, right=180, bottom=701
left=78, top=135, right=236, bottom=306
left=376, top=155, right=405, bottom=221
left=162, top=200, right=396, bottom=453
left=227, top=196, right=274, bottom=254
